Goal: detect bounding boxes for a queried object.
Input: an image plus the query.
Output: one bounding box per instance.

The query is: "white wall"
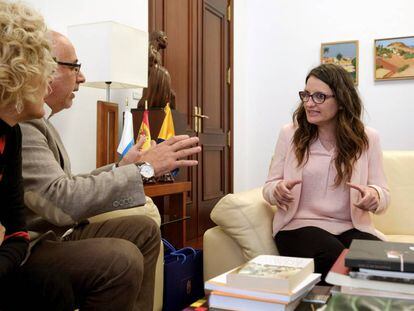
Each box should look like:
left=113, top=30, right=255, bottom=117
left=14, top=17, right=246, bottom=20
left=234, top=0, right=414, bottom=192
left=27, top=0, right=147, bottom=173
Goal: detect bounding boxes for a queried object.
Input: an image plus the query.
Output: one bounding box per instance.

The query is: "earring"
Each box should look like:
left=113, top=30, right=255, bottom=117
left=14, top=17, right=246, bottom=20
left=15, top=102, right=23, bottom=114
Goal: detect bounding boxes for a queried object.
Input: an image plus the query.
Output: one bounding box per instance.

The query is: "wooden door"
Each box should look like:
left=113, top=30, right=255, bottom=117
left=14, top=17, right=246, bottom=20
left=96, top=101, right=118, bottom=167
left=196, top=0, right=231, bottom=234
left=149, top=0, right=233, bottom=241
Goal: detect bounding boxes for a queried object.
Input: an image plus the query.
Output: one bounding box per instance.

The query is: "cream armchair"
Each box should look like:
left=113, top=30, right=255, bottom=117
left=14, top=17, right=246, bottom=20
left=88, top=196, right=163, bottom=311
left=204, top=151, right=414, bottom=281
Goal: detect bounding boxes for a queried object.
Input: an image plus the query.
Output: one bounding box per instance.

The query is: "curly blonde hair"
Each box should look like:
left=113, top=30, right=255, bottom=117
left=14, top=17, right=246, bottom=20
left=0, top=0, right=56, bottom=112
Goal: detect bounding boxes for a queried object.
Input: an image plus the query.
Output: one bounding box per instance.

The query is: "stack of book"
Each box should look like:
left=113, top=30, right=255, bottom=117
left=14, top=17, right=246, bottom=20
left=205, top=255, right=321, bottom=311
left=326, top=239, right=414, bottom=301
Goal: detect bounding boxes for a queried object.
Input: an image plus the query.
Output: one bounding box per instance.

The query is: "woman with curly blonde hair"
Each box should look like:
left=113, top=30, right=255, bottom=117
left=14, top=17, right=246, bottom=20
left=263, top=64, right=390, bottom=282
left=0, top=1, right=74, bottom=309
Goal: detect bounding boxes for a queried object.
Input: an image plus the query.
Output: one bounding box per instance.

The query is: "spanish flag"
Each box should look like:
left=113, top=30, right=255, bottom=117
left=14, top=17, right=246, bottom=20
left=138, top=109, right=151, bottom=151
left=157, top=103, right=175, bottom=143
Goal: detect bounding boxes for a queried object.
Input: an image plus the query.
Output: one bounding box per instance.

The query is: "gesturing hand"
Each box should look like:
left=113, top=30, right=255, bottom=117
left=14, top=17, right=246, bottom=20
left=347, top=182, right=380, bottom=212
left=141, top=135, right=201, bottom=177
left=273, top=179, right=302, bottom=211
left=118, top=135, right=147, bottom=167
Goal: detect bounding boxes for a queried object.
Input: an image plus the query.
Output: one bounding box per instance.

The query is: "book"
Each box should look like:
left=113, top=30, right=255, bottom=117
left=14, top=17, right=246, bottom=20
left=209, top=290, right=303, bottom=311
left=345, top=239, right=414, bottom=272
left=326, top=249, right=414, bottom=295
left=226, top=255, right=314, bottom=294
left=324, top=292, right=414, bottom=311
left=205, top=269, right=320, bottom=303
left=349, top=269, right=414, bottom=284
left=301, top=285, right=332, bottom=304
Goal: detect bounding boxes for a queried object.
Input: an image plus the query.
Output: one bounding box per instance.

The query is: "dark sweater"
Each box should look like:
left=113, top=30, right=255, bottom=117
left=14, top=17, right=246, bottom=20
left=0, top=118, right=29, bottom=279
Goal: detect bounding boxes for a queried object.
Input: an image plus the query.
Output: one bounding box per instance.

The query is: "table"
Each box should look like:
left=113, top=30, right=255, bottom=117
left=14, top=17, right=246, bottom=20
left=144, top=181, right=191, bottom=248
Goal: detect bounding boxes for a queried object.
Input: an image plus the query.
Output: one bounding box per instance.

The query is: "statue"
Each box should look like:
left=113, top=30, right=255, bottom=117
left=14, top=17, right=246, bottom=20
left=138, top=30, right=176, bottom=109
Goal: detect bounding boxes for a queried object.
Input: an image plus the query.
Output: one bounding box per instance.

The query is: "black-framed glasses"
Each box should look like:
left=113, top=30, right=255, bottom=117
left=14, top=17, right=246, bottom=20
left=54, top=58, right=81, bottom=75
left=299, top=91, right=335, bottom=104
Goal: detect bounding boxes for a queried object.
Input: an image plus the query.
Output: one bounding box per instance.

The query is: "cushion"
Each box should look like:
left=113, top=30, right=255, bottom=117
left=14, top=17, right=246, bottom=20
left=88, top=196, right=161, bottom=226
left=373, top=151, right=414, bottom=235
left=210, top=187, right=278, bottom=261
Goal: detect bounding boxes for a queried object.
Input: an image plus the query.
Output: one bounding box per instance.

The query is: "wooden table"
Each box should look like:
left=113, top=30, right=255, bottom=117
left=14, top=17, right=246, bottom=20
left=144, top=181, right=191, bottom=248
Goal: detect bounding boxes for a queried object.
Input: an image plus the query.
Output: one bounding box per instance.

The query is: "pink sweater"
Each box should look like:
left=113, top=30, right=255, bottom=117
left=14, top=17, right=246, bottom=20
left=263, top=123, right=390, bottom=239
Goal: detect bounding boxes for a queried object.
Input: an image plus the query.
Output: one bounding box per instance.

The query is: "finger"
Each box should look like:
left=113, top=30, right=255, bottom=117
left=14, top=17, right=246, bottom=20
left=151, top=140, right=157, bottom=148
left=367, top=202, right=378, bottom=212
left=164, top=135, right=191, bottom=145
left=134, top=135, right=146, bottom=149
left=175, top=146, right=202, bottom=158
left=347, top=182, right=366, bottom=196
left=170, top=137, right=200, bottom=151
left=173, top=159, right=198, bottom=167
left=280, top=193, right=294, bottom=201
left=286, top=180, right=302, bottom=190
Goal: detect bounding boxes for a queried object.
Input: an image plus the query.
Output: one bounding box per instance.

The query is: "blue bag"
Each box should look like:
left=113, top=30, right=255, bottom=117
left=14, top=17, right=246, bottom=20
left=162, top=239, right=204, bottom=311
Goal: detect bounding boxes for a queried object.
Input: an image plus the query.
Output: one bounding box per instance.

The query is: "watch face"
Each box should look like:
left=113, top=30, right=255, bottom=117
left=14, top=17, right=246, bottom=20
left=141, top=163, right=155, bottom=178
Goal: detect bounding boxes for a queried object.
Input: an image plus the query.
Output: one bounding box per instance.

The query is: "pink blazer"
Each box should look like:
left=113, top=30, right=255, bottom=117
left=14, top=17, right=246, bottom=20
left=263, top=123, right=390, bottom=239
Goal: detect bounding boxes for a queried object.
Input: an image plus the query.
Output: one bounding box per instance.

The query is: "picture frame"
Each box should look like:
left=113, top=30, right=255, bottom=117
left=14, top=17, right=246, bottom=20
left=374, top=36, right=414, bottom=81
left=321, top=40, right=359, bottom=85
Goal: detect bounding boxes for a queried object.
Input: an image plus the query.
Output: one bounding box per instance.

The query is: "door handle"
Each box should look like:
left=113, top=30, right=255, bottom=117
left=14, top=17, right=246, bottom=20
left=194, top=113, right=209, bottom=119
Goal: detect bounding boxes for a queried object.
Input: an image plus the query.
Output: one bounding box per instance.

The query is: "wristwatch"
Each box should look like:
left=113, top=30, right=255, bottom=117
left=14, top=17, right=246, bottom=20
left=136, top=162, right=155, bottom=181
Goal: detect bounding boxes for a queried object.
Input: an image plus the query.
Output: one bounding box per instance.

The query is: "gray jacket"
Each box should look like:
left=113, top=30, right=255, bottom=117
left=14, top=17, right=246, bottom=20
left=20, top=117, right=146, bottom=228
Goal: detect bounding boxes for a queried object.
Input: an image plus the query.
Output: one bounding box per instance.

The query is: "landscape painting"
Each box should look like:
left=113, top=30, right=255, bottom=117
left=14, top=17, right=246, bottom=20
left=321, top=40, right=359, bottom=85
left=375, top=36, right=414, bottom=80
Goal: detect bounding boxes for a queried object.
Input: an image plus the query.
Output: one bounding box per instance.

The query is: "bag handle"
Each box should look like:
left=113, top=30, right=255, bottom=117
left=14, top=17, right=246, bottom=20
left=162, top=238, right=176, bottom=253
left=171, top=247, right=197, bottom=257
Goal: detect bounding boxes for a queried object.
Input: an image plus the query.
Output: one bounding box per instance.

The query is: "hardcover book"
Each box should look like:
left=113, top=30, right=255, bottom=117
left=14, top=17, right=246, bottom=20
left=205, top=269, right=320, bottom=303
left=345, top=239, right=414, bottom=272
left=326, top=249, right=414, bottom=295
left=209, top=290, right=303, bottom=311
left=226, top=255, right=314, bottom=294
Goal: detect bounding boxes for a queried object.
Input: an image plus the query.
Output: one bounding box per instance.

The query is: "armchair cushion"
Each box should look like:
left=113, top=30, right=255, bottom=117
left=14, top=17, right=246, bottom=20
left=210, top=187, right=278, bottom=260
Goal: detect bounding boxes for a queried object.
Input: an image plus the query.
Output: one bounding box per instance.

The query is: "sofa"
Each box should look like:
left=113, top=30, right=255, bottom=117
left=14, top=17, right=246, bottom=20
left=88, top=196, right=164, bottom=311
left=203, top=151, right=414, bottom=281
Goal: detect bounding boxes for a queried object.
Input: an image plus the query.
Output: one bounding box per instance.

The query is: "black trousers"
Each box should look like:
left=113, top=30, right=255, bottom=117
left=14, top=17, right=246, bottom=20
left=0, top=265, right=75, bottom=311
left=274, top=226, right=380, bottom=283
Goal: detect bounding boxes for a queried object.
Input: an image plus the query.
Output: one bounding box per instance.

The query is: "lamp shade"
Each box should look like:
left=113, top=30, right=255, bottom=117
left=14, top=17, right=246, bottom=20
left=68, top=21, right=148, bottom=89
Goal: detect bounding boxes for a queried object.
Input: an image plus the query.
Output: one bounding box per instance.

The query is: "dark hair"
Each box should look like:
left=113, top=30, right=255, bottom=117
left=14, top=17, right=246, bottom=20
left=292, top=63, right=368, bottom=186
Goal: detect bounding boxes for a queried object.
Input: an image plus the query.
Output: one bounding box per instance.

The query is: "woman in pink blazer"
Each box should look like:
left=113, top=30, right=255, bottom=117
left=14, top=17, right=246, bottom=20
left=263, top=64, right=390, bottom=281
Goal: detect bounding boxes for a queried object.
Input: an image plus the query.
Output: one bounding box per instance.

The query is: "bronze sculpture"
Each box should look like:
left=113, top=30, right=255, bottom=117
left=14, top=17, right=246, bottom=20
left=138, top=30, right=176, bottom=109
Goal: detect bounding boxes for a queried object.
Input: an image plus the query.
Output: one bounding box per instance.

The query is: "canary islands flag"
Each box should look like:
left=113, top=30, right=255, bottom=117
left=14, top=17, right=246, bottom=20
left=138, top=109, right=151, bottom=151
left=157, top=103, right=175, bottom=143
left=117, top=110, right=134, bottom=157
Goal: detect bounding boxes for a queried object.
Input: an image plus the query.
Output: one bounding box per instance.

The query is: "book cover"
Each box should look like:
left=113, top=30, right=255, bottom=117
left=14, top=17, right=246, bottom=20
left=325, top=292, right=414, bottom=311
left=345, top=239, right=414, bottom=272
left=226, top=255, right=314, bottom=294
left=205, top=269, right=320, bottom=303
left=209, top=290, right=303, bottom=311
left=326, top=249, right=414, bottom=295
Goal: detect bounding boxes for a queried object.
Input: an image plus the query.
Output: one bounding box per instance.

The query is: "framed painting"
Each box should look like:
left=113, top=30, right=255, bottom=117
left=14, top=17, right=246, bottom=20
left=375, top=36, right=414, bottom=81
left=321, top=40, right=359, bottom=85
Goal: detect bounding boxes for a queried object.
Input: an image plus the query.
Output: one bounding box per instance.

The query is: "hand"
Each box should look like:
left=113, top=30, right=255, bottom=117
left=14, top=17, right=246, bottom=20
left=141, top=135, right=201, bottom=177
left=118, top=135, right=147, bottom=167
left=0, top=224, right=5, bottom=246
left=273, top=179, right=302, bottom=211
left=347, top=182, right=380, bottom=212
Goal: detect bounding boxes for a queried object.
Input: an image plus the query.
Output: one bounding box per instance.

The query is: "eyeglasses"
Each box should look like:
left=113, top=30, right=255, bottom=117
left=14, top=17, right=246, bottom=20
left=299, top=91, right=335, bottom=104
left=54, top=58, right=82, bottom=75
